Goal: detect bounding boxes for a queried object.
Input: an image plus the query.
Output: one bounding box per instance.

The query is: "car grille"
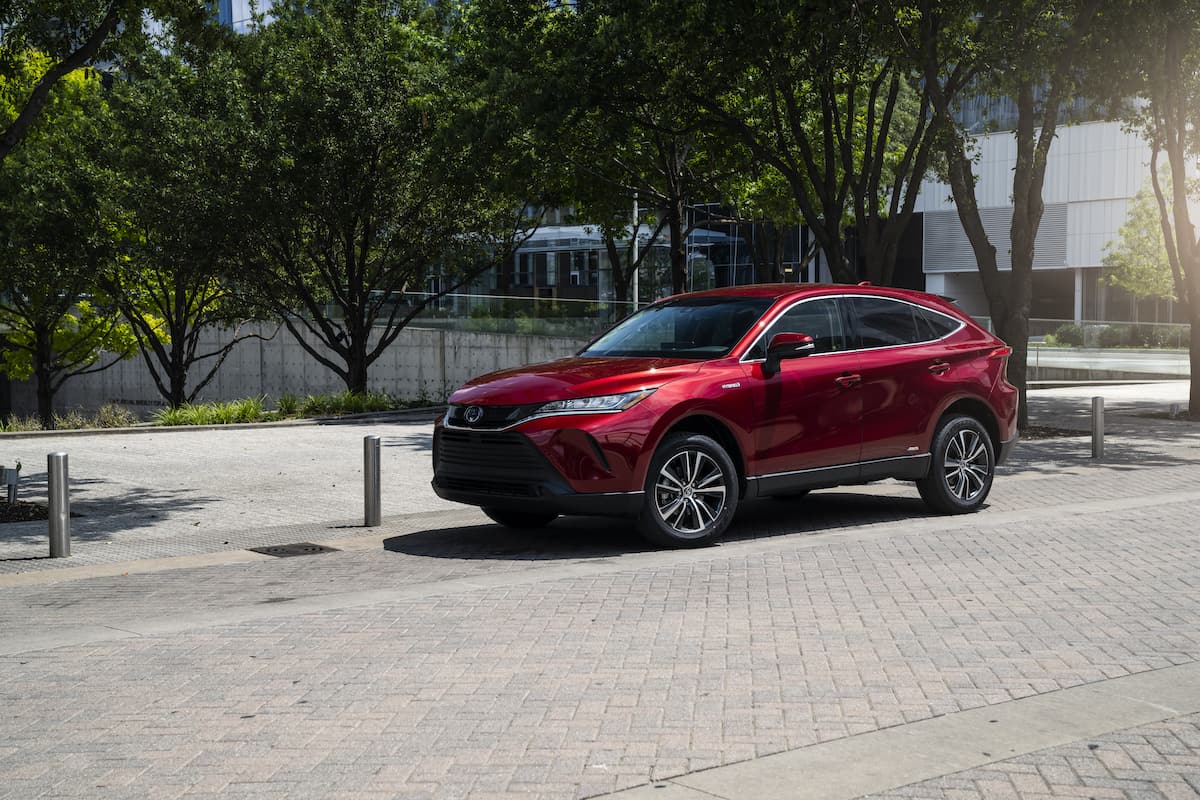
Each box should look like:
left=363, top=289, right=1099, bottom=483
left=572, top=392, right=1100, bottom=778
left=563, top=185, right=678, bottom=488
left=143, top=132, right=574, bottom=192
left=445, top=403, right=541, bottom=430
left=434, top=428, right=561, bottom=497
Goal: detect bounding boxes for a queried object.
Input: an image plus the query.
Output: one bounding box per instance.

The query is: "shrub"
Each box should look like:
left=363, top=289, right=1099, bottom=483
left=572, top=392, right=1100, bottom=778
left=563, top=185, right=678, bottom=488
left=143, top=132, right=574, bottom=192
left=275, top=393, right=299, bottom=417
left=1052, top=323, right=1084, bottom=346
left=52, top=410, right=92, bottom=430
left=1098, top=325, right=1130, bottom=348
left=95, top=403, right=138, bottom=428
left=154, top=397, right=267, bottom=426
left=0, top=415, right=43, bottom=432
left=298, top=390, right=396, bottom=417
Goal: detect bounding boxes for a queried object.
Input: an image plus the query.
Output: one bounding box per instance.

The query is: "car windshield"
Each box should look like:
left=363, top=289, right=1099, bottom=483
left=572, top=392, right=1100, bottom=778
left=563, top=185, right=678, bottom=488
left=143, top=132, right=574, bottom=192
left=581, top=296, right=774, bottom=359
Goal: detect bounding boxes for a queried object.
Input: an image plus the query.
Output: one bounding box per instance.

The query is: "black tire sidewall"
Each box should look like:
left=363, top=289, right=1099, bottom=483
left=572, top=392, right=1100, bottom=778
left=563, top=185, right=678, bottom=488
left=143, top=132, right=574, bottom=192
left=637, top=432, right=738, bottom=547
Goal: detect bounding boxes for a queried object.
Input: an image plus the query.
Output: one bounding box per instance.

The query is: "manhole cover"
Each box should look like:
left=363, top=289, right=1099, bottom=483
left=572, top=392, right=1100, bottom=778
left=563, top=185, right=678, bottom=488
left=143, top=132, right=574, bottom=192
left=247, top=542, right=340, bottom=558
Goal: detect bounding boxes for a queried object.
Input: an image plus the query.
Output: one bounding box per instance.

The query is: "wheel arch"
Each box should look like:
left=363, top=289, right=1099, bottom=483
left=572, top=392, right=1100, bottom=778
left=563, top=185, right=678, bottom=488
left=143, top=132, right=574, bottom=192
left=938, top=396, right=1002, bottom=457
left=662, top=414, right=748, bottom=498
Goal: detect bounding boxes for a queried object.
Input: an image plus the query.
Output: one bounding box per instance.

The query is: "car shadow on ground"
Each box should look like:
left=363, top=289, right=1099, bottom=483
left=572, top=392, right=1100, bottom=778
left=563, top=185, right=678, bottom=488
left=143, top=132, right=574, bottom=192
left=383, top=491, right=934, bottom=562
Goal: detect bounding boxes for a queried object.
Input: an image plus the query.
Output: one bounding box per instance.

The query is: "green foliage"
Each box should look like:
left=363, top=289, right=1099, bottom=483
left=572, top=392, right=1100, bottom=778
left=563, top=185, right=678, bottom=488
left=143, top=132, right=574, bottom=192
left=297, top=391, right=396, bottom=417
left=1049, top=322, right=1189, bottom=349
left=153, top=397, right=266, bottom=426
left=0, top=403, right=138, bottom=431
left=0, top=415, right=44, bottom=432
left=1103, top=180, right=1177, bottom=304
left=95, top=402, right=139, bottom=428
left=103, top=49, right=254, bottom=408
left=0, top=57, right=138, bottom=427
left=275, top=393, right=299, bottom=417
left=232, top=0, right=539, bottom=392
left=1051, top=323, right=1084, bottom=347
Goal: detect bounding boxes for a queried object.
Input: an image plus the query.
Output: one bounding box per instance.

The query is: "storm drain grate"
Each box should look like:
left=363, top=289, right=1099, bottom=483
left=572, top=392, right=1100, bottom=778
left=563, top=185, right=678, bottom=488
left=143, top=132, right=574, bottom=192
left=247, top=542, right=340, bottom=558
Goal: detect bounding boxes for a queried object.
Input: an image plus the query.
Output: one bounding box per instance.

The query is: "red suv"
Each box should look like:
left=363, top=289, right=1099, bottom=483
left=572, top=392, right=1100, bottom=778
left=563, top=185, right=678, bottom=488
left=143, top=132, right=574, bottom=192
left=433, top=284, right=1018, bottom=547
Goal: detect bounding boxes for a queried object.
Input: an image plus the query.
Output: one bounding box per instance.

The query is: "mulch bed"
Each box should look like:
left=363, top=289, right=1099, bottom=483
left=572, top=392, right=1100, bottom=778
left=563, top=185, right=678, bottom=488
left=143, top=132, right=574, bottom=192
left=1022, top=425, right=1089, bottom=440
left=0, top=501, right=49, bottom=524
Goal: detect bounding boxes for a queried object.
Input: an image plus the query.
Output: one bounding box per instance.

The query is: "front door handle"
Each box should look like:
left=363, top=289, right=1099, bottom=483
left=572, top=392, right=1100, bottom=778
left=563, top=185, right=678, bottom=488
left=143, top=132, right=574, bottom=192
left=928, top=361, right=950, bottom=375
left=834, top=373, right=862, bottom=389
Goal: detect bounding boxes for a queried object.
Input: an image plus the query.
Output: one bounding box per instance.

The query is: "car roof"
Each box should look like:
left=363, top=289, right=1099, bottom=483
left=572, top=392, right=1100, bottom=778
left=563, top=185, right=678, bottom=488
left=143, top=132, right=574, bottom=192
left=667, top=283, right=951, bottom=305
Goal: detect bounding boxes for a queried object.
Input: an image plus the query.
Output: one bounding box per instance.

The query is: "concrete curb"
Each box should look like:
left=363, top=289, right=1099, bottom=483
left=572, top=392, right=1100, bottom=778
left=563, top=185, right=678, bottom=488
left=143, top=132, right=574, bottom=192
left=0, top=405, right=447, bottom=440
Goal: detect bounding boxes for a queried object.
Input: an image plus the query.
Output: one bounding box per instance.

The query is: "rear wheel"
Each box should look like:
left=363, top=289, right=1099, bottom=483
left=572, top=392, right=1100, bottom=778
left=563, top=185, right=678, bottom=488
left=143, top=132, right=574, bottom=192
left=637, top=433, right=738, bottom=548
left=482, top=508, right=558, bottom=529
left=917, top=415, right=995, bottom=514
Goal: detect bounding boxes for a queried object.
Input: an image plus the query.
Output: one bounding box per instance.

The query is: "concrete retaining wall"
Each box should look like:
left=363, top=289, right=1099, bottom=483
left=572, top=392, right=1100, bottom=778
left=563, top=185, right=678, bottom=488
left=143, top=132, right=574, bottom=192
left=7, top=324, right=585, bottom=418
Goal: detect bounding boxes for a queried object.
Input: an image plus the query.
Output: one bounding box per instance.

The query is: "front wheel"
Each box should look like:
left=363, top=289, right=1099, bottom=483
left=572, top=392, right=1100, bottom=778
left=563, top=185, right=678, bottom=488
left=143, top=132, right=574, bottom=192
left=483, top=508, right=558, bottom=529
left=917, top=415, right=995, bottom=514
left=637, top=433, right=739, bottom=548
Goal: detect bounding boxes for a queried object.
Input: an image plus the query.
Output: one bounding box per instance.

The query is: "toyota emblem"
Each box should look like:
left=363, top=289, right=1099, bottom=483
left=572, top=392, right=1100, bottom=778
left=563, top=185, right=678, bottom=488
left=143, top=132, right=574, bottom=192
left=464, top=406, right=484, bottom=424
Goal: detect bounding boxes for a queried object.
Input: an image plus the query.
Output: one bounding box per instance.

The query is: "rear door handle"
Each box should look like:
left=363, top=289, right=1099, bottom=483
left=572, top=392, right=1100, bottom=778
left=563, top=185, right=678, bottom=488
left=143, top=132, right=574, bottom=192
left=928, top=361, right=950, bottom=375
left=834, top=373, right=862, bottom=389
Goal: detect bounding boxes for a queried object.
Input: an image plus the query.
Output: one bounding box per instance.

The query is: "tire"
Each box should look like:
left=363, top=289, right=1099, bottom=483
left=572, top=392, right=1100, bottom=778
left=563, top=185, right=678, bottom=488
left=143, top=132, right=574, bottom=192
left=637, top=432, right=739, bottom=548
left=483, top=508, right=558, bottom=529
left=917, top=415, right=995, bottom=514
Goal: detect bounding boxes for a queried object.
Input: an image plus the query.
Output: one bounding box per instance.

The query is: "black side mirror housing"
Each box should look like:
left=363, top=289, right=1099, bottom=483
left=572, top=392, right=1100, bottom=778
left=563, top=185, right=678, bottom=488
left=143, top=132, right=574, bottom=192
left=763, top=332, right=815, bottom=377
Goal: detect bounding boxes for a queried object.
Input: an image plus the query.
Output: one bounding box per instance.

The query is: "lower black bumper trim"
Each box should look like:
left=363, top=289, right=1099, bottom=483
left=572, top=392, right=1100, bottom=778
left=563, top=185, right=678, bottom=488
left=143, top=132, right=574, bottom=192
left=432, top=481, right=644, bottom=517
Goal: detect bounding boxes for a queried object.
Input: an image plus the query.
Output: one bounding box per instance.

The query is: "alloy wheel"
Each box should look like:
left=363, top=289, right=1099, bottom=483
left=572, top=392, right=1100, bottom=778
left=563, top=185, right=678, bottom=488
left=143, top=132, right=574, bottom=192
left=654, top=449, right=728, bottom=537
left=943, top=428, right=990, bottom=502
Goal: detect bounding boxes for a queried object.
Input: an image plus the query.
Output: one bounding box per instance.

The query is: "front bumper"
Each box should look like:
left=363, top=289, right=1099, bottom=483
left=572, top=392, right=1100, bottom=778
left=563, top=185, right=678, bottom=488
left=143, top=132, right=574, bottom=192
left=432, top=425, right=643, bottom=517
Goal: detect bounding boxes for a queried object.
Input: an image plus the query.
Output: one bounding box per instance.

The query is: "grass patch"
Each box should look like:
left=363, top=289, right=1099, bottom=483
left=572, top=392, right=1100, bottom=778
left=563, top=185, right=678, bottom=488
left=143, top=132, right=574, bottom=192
left=154, top=397, right=267, bottom=426
left=297, top=390, right=397, bottom=417
left=0, top=415, right=44, bottom=432
left=153, top=391, right=438, bottom=426
left=1, top=403, right=142, bottom=432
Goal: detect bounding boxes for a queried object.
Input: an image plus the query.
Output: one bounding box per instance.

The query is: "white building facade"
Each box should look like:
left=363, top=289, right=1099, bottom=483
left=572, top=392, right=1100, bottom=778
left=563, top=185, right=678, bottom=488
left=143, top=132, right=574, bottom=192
left=916, top=120, right=1166, bottom=325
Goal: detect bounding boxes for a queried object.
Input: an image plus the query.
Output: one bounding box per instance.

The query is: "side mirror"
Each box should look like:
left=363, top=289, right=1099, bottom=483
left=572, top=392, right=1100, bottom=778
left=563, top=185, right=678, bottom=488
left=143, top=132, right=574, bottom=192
left=763, top=332, right=815, bottom=377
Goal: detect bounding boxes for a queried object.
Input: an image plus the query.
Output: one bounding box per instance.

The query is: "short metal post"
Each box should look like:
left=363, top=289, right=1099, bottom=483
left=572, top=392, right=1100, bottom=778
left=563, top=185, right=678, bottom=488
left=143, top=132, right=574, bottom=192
left=1091, top=397, right=1104, bottom=460
left=364, top=435, right=381, bottom=527
left=48, top=452, right=70, bottom=558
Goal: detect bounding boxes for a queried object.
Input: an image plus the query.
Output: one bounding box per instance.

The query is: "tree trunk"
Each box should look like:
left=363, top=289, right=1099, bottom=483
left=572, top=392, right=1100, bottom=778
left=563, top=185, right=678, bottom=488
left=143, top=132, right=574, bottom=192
left=33, top=324, right=55, bottom=429
left=668, top=200, right=687, bottom=294
left=1188, top=313, right=1200, bottom=417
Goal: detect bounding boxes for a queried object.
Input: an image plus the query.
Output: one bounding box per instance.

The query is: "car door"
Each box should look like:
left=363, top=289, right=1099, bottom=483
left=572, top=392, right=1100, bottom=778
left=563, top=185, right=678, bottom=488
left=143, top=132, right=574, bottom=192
left=741, top=296, right=863, bottom=481
left=848, top=295, right=965, bottom=464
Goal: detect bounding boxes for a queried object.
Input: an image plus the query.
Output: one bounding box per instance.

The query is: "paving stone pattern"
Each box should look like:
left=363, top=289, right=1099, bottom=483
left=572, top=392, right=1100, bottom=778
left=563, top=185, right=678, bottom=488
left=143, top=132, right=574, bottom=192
left=873, top=713, right=1200, bottom=799
left=3, top=488, right=1200, bottom=798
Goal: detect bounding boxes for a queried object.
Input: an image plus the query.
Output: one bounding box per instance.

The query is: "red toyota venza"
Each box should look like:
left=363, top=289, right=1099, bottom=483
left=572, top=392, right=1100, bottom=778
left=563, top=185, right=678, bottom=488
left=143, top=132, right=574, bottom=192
left=432, top=284, right=1018, bottom=547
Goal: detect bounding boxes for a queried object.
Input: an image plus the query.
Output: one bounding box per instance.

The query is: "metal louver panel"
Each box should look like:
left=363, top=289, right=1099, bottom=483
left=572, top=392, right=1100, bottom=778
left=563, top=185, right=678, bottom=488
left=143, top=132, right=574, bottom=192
left=923, top=203, right=1067, bottom=272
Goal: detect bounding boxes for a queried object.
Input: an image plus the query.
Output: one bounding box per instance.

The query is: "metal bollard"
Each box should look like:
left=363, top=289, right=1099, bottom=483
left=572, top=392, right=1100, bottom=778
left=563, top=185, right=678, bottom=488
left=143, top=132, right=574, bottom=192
left=48, top=452, right=70, bottom=557
left=1091, top=396, right=1104, bottom=460
left=364, top=435, right=381, bottom=527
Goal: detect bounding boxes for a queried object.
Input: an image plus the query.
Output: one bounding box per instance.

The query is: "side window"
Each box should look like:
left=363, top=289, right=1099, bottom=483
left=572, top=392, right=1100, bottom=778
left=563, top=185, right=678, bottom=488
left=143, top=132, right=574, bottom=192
left=916, top=306, right=962, bottom=340
left=851, top=297, right=921, bottom=348
left=746, top=298, right=846, bottom=360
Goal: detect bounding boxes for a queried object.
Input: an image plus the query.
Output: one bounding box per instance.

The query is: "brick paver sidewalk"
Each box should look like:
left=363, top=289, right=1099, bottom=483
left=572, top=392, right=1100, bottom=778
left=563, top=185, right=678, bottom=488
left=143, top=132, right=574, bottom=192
left=0, top=383, right=1198, bottom=799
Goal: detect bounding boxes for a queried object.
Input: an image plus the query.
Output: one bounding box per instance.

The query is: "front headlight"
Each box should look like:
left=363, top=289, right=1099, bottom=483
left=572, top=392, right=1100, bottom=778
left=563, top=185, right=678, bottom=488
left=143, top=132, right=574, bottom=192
left=536, top=388, right=656, bottom=415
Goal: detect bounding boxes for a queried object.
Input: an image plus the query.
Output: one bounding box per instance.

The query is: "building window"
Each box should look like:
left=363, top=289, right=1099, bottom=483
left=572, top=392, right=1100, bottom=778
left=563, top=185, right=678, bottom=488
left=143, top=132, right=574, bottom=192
left=515, top=253, right=533, bottom=288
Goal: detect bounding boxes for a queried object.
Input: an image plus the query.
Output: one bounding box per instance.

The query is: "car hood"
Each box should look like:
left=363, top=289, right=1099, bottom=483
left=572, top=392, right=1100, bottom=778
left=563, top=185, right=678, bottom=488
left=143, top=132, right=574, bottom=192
left=449, top=357, right=704, bottom=406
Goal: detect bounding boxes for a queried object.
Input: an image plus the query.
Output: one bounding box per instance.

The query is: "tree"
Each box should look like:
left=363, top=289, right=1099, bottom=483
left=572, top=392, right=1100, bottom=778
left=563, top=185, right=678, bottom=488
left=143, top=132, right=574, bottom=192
left=460, top=1, right=738, bottom=296
left=0, top=60, right=137, bottom=426
left=1103, top=182, right=1176, bottom=319
left=632, top=0, right=942, bottom=286
left=1110, top=0, right=1200, bottom=415
left=104, top=50, right=267, bottom=408
left=236, top=0, right=540, bottom=393
left=906, top=0, right=1106, bottom=430
left=0, top=0, right=213, bottom=162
